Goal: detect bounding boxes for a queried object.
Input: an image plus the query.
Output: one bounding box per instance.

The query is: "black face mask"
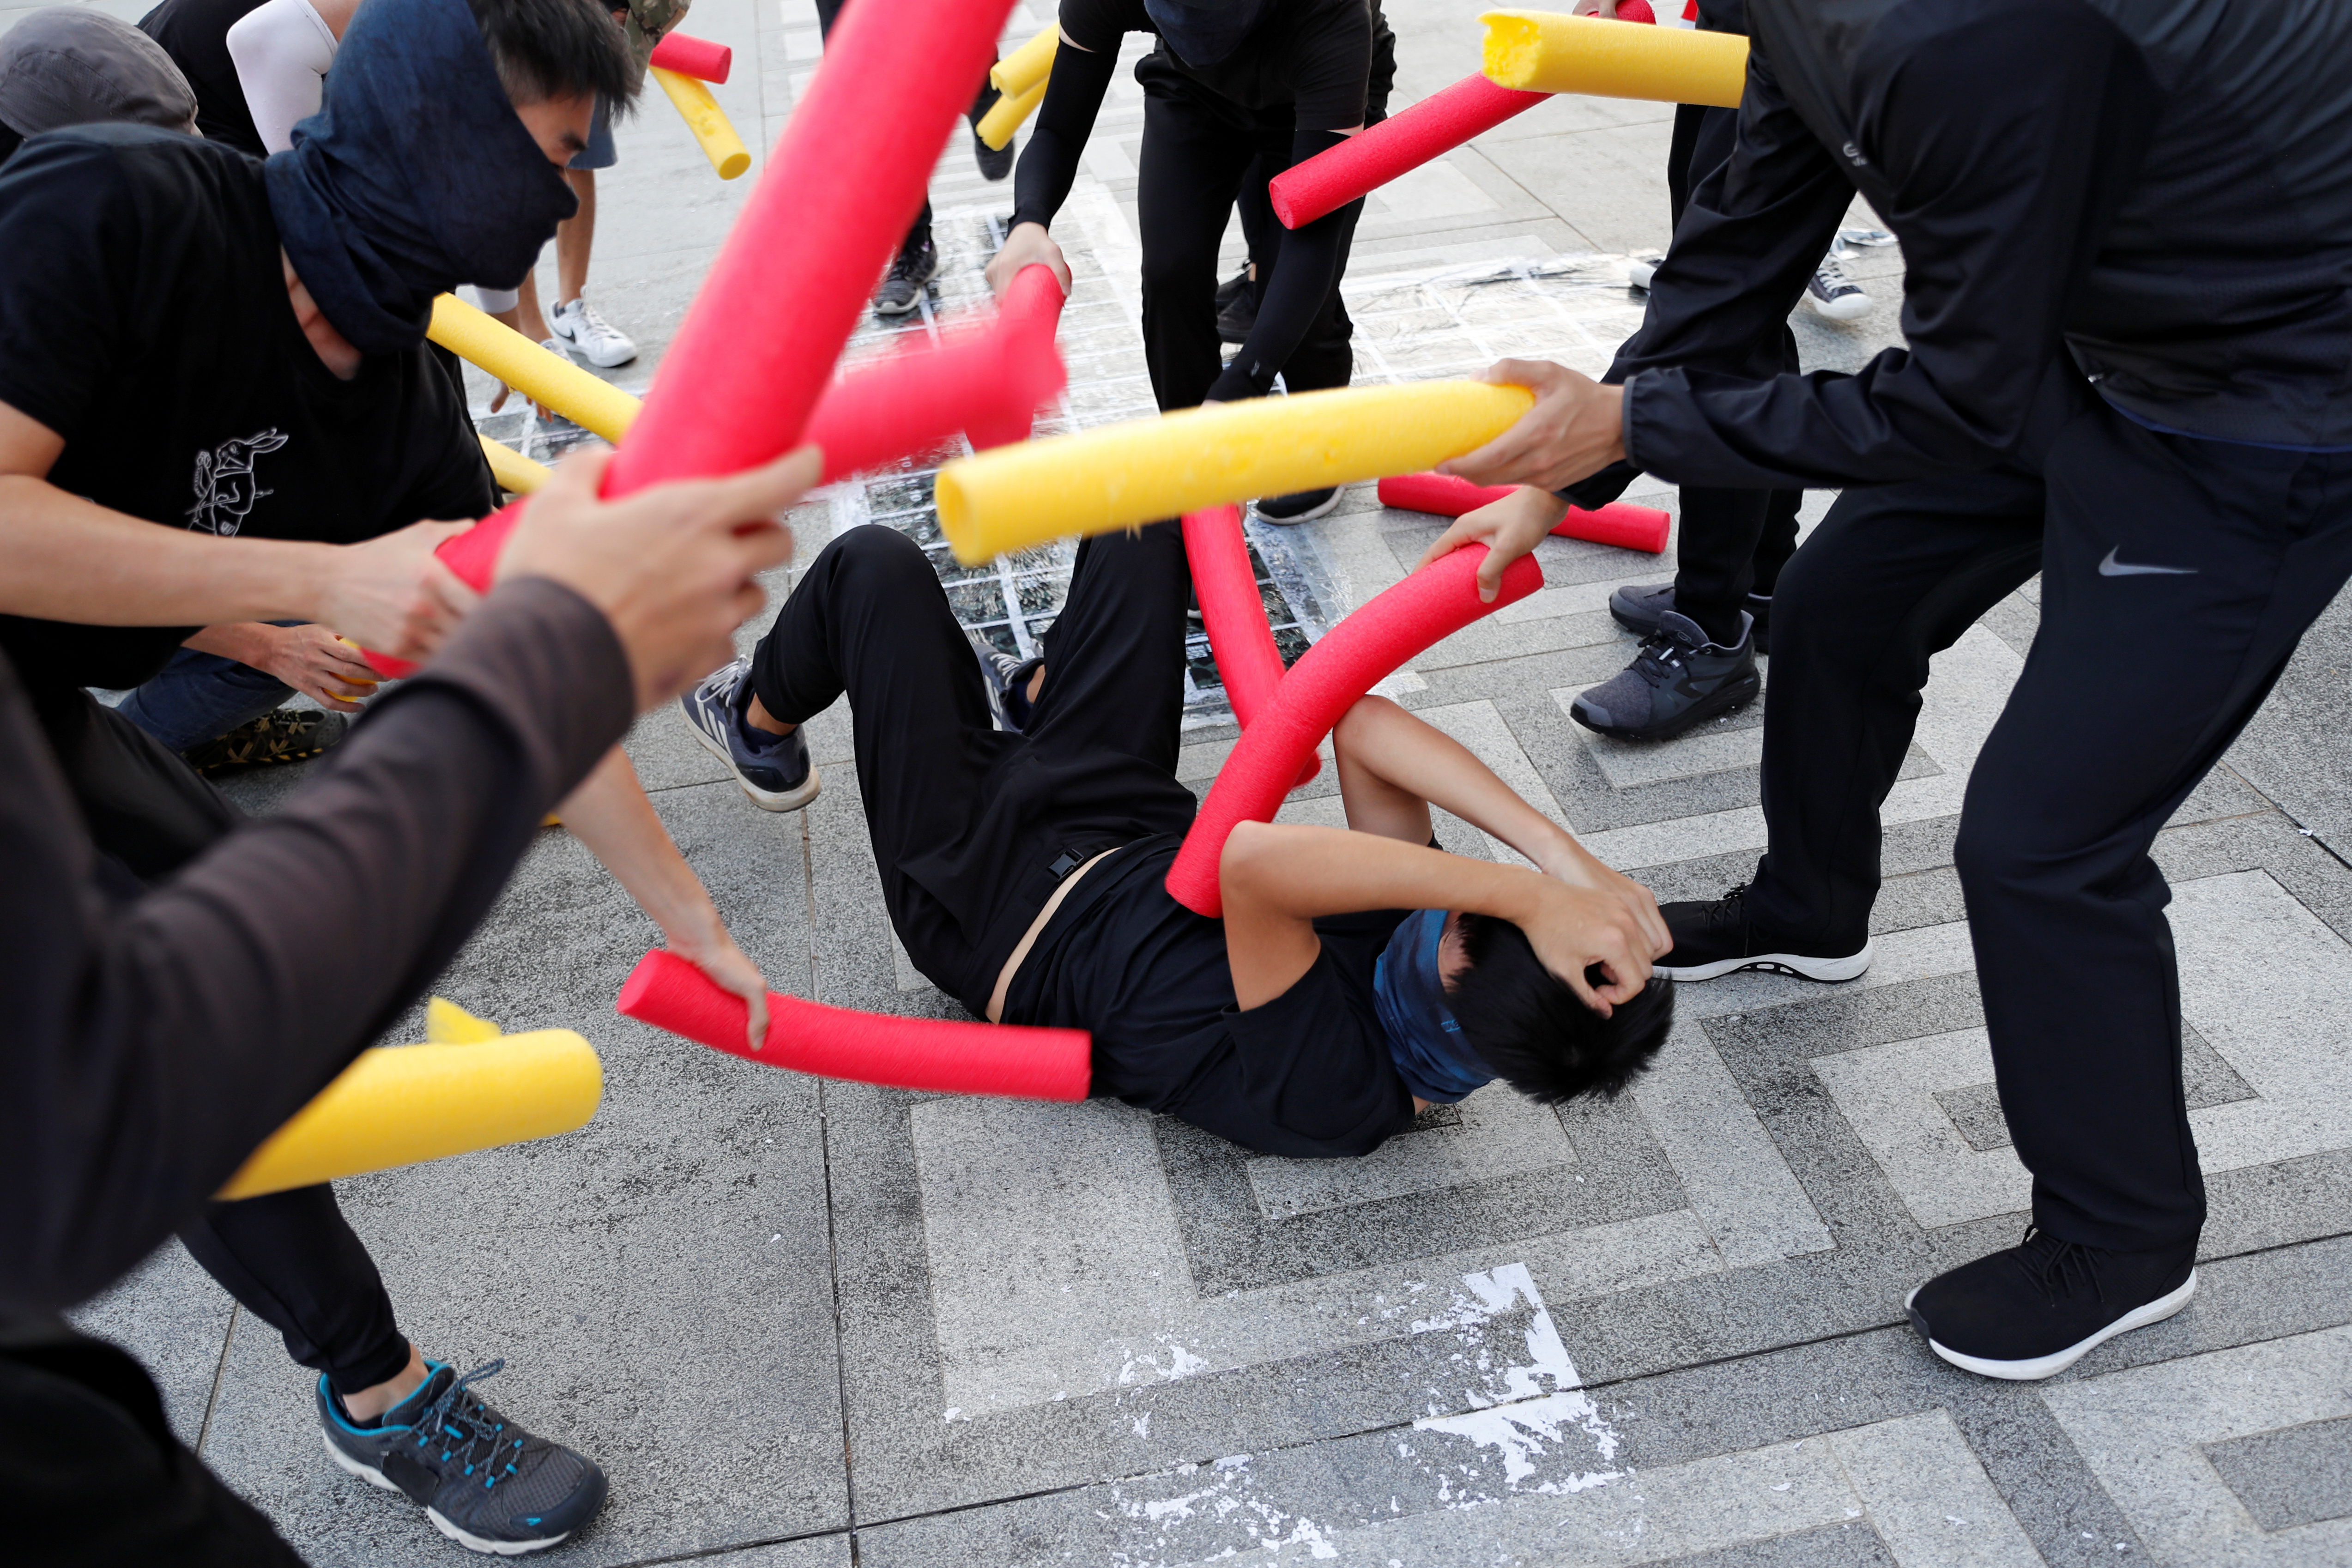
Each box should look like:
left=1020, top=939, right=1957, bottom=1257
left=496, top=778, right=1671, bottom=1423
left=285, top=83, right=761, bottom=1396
left=1143, top=0, right=1276, bottom=67
left=263, top=0, right=578, bottom=356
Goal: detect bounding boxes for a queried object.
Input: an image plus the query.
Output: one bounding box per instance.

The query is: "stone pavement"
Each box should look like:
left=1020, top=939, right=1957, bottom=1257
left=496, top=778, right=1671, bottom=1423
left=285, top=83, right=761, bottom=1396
left=39, top=0, right=2352, bottom=1562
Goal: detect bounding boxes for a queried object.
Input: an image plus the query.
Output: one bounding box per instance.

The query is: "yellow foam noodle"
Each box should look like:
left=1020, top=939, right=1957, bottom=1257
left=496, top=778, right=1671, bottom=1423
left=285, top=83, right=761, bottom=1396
left=1481, top=10, right=1747, bottom=108
left=991, top=24, right=1058, bottom=96
left=976, top=74, right=1047, bottom=151
left=934, top=381, right=1537, bottom=565
left=653, top=65, right=752, bottom=179
left=427, top=294, right=642, bottom=445
left=425, top=995, right=503, bottom=1043
left=478, top=434, right=551, bottom=495
left=218, top=1030, right=603, bottom=1200
left=333, top=636, right=381, bottom=688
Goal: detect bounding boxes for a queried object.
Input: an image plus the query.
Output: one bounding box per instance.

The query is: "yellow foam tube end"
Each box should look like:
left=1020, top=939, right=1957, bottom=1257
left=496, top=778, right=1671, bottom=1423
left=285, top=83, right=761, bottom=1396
left=991, top=24, right=1057, bottom=97
left=425, top=995, right=503, bottom=1043
left=428, top=294, right=642, bottom=445
left=977, top=75, right=1046, bottom=151
left=333, top=637, right=381, bottom=687
left=1481, top=10, right=1747, bottom=108
left=218, top=1030, right=603, bottom=1200
left=653, top=65, right=751, bottom=179
left=935, top=381, right=1536, bottom=565
left=478, top=434, right=551, bottom=496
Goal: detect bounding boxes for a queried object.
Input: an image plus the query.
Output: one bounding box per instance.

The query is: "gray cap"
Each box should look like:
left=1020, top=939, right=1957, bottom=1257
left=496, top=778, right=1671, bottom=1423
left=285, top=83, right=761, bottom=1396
left=0, top=7, right=200, bottom=138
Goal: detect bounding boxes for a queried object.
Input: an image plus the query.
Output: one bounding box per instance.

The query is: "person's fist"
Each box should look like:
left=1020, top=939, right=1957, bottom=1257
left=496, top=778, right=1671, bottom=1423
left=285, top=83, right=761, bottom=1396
left=1439, top=359, right=1627, bottom=494
left=985, top=222, right=1071, bottom=301
left=320, top=520, right=479, bottom=662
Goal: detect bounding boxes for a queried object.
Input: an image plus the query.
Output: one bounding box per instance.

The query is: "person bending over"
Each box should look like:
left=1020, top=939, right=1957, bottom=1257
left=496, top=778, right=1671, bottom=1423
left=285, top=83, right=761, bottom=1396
left=682, top=521, right=1672, bottom=1155
left=985, top=0, right=1393, bottom=524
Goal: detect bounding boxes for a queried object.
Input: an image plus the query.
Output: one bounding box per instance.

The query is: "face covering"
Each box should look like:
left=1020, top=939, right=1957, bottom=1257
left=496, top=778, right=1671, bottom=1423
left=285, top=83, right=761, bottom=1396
left=1143, top=0, right=1275, bottom=67
left=1373, top=908, right=1494, bottom=1106
left=264, top=0, right=578, bottom=356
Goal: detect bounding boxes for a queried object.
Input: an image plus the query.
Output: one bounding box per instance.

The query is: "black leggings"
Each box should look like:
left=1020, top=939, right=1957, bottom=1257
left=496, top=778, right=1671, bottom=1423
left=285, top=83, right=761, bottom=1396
left=747, top=523, right=1199, bottom=1013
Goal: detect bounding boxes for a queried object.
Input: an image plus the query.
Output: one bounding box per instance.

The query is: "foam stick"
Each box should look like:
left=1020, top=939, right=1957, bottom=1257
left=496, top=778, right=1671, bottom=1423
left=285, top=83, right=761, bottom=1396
left=217, top=1030, right=603, bottom=1199
left=936, top=381, right=1535, bottom=566
left=1182, top=507, right=1320, bottom=789
left=648, top=29, right=732, bottom=83
left=964, top=263, right=1069, bottom=450
left=428, top=294, right=641, bottom=444
left=617, top=949, right=1091, bottom=1100
left=1378, top=472, right=1670, bottom=553
left=1481, top=9, right=1746, bottom=107
left=652, top=65, right=752, bottom=179
left=976, top=75, right=1046, bottom=151
left=426, top=995, right=504, bottom=1042
left=1166, top=545, right=1544, bottom=915
left=991, top=22, right=1057, bottom=95
left=1270, top=74, right=1546, bottom=230
left=479, top=435, right=551, bottom=495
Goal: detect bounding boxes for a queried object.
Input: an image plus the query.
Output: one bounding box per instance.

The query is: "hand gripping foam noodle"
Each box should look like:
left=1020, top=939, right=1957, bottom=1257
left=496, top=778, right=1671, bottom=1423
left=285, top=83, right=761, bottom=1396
left=934, top=381, right=1535, bottom=565
left=648, top=30, right=732, bottom=83
left=428, top=293, right=641, bottom=444
left=977, top=74, right=1046, bottom=151
left=992, top=23, right=1057, bottom=95
left=1167, top=544, right=1544, bottom=916
left=617, top=949, right=1091, bottom=1100
left=1270, top=73, right=1548, bottom=230
left=218, top=1031, right=603, bottom=1199
left=653, top=65, right=752, bottom=179
left=1481, top=9, right=1746, bottom=108
left=1182, top=506, right=1319, bottom=788
left=1377, top=472, right=1669, bottom=553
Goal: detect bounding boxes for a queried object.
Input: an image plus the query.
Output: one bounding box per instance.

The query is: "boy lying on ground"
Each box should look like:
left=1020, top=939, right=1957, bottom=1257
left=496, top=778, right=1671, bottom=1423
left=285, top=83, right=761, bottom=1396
left=681, top=520, right=1673, bottom=1156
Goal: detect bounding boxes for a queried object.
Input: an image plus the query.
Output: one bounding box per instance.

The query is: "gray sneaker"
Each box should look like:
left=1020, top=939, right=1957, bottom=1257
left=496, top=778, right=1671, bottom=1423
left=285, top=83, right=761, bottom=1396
left=1608, top=581, right=1773, bottom=654
left=679, top=657, right=821, bottom=812
left=1571, top=610, right=1759, bottom=741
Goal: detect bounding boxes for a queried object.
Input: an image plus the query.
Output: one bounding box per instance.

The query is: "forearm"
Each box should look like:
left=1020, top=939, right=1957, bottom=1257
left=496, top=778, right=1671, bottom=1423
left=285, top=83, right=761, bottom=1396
left=1008, top=36, right=1116, bottom=232
left=0, top=476, right=335, bottom=626
left=1334, top=696, right=1579, bottom=873
left=553, top=746, right=726, bottom=945
left=1207, top=132, right=1349, bottom=402
left=1226, top=822, right=1547, bottom=926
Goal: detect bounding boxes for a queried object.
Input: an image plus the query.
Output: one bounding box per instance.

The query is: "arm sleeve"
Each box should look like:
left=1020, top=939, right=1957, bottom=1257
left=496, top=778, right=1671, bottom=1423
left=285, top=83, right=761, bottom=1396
left=1008, top=11, right=1127, bottom=233
left=0, top=577, right=635, bottom=1313
left=1206, top=127, right=1350, bottom=402
left=1623, top=3, right=2165, bottom=490
left=225, top=0, right=337, bottom=156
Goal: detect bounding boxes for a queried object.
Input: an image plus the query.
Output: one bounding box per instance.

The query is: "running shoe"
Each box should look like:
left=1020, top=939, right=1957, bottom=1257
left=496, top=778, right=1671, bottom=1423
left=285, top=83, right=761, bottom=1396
left=1608, top=582, right=1774, bottom=655
left=548, top=294, right=637, bottom=368
left=1804, top=258, right=1871, bottom=322
left=970, top=634, right=1041, bottom=733
left=679, top=657, right=821, bottom=812
left=318, top=1359, right=607, bottom=1556
left=875, top=237, right=941, bottom=316
left=182, top=708, right=348, bottom=773
left=1252, top=486, right=1341, bottom=525
left=1569, top=610, right=1759, bottom=740
left=1653, top=884, right=1872, bottom=983
left=1907, top=1227, right=2198, bottom=1381
left=1215, top=267, right=1258, bottom=344
left=970, top=85, right=1015, bottom=179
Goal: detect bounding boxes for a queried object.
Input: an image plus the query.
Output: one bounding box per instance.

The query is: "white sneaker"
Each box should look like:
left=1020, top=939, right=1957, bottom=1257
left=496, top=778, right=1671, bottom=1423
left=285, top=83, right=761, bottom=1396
left=1805, top=259, right=1871, bottom=321
left=549, top=294, right=637, bottom=368
left=1626, top=255, right=1659, bottom=291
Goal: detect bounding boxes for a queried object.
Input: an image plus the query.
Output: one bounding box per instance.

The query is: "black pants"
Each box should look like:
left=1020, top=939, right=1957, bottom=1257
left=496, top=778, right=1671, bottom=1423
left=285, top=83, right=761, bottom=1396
left=1662, top=100, right=1802, bottom=646
left=1137, top=56, right=1363, bottom=412
left=1746, top=399, right=2352, bottom=1250
left=35, top=690, right=410, bottom=1397
left=811, top=0, right=995, bottom=265
left=748, top=524, right=1198, bottom=1012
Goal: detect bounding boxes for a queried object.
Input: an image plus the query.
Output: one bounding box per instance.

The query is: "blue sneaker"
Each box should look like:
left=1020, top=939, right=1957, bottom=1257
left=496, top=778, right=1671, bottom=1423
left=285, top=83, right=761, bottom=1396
left=318, top=1360, right=606, bottom=1556
left=680, top=657, right=821, bottom=812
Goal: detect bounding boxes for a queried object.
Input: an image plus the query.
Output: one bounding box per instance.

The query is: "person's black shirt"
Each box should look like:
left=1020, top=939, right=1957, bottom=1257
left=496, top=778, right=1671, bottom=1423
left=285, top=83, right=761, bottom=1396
left=0, top=126, right=494, bottom=693
left=139, top=0, right=271, bottom=157
left=1003, top=835, right=1418, bottom=1158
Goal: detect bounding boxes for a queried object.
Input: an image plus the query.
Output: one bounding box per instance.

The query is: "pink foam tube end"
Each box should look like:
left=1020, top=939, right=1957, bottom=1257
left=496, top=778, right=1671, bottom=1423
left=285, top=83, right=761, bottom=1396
left=617, top=949, right=1092, bottom=1101
left=1166, top=545, right=1544, bottom=916
left=360, top=500, right=527, bottom=677
left=1617, top=0, right=1657, bottom=23
left=1181, top=507, right=1320, bottom=789
left=805, top=300, right=1067, bottom=483
left=965, top=265, right=1069, bottom=451
left=649, top=30, right=733, bottom=83
left=1269, top=74, right=1545, bottom=230
left=1377, top=472, right=1669, bottom=554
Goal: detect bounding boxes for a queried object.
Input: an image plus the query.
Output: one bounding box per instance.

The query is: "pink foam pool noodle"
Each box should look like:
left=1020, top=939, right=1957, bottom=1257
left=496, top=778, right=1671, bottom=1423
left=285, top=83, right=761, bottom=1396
left=1181, top=506, right=1319, bottom=789
left=648, top=30, right=732, bottom=83
left=617, top=949, right=1091, bottom=1100
left=1269, top=73, right=1547, bottom=230
left=1165, top=545, right=1544, bottom=917
left=959, top=264, right=1070, bottom=452
left=1378, top=472, right=1669, bottom=554
left=1617, top=0, right=1657, bottom=23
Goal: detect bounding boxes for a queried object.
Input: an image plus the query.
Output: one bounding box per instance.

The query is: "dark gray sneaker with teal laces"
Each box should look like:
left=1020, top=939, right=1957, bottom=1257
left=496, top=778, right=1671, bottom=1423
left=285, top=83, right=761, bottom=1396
left=319, top=1360, right=607, bottom=1556
left=1571, top=610, right=1760, bottom=741
left=681, top=657, right=821, bottom=812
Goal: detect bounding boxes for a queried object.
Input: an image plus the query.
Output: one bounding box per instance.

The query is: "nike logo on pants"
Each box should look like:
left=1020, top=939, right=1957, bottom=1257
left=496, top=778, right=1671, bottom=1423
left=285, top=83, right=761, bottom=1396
left=2098, top=547, right=2198, bottom=577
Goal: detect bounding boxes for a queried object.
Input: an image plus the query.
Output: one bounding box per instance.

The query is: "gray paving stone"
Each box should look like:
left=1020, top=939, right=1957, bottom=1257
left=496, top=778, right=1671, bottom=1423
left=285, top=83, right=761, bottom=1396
left=2201, top=1414, right=2352, bottom=1534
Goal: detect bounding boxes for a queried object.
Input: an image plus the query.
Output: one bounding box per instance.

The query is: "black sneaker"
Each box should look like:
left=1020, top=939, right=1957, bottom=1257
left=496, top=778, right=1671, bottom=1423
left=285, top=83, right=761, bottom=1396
left=1571, top=610, right=1760, bottom=741
left=680, top=657, right=821, bottom=812
left=970, top=634, right=1042, bottom=733
left=318, top=1360, right=607, bottom=1555
left=1608, top=582, right=1773, bottom=655
left=1805, top=257, right=1870, bottom=321
left=1215, top=268, right=1258, bottom=344
left=970, top=85, right=1015, bottom=179
left=1907, top=1227, right=2198, bottom=1380
left=875, top=237, right=942, bottom=316
left=1252, top=486, right=1341, bottom=525
left=182, top=707, right=349, bottom=773
left=1656, top=884, right=1873, bottom=983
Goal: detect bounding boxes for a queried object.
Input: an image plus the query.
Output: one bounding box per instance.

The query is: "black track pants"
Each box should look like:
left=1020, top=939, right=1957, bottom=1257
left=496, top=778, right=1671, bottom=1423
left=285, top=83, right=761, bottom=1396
left=1746, top=399, right=2352, bottom=1250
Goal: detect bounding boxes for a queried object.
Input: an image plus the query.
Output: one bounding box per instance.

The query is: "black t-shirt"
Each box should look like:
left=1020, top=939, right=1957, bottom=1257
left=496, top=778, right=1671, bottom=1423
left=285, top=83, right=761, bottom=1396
left=1058, top=0, right=1393, bottom=130
left=1004, top=835, right=1418, bottom=1158
left=0, top=127, right=494, bottom=692
left=139, top=0, right=271, bottom=158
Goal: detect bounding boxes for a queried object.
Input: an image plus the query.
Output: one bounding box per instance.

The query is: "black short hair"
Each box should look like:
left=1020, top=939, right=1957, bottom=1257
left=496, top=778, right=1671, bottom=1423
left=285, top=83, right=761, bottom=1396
left=1448, top=911, right=1673, bottom=1103
left=468, top=0, right=639, bottom=109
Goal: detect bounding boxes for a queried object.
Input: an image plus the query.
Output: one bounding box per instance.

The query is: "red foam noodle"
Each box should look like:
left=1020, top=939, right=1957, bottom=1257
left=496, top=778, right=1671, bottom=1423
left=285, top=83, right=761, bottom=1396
left=648, top=30, right=732, bottom=83
left=1378, top=472, right=1670, bottom=554
left=1181, top=506, right=1319, bottom=789
left=1269, top=75, right=1547, bottom=230
left=964, top=264, right=1069, bottom=451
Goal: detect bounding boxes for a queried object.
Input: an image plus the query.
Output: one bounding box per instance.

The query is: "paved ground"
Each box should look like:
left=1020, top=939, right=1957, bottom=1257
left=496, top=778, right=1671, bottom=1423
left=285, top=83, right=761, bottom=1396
left=39, top=0, right=2352, bottom=1562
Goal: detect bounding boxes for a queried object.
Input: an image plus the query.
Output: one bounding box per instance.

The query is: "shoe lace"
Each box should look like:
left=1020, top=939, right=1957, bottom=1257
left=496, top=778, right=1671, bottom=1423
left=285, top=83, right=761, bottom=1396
left=569, top=298, right=619, bottom=339
left=2016, top=1225, right=2105, bottom=1307
left=1630, top=627, right=1696, bottom=683
left=1814, top=256, right=1854, bottom=291
left=406, top=1360, right=530, bottom=1492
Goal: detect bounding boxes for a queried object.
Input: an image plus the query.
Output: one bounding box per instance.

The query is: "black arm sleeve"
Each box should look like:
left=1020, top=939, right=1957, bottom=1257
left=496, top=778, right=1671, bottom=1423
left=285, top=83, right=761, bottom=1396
left=1009, top=30, right=1125, bottom=233
left=0, top=577, right=633, bottom=1314
left=1207, top=127, right=1349, bottom=402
